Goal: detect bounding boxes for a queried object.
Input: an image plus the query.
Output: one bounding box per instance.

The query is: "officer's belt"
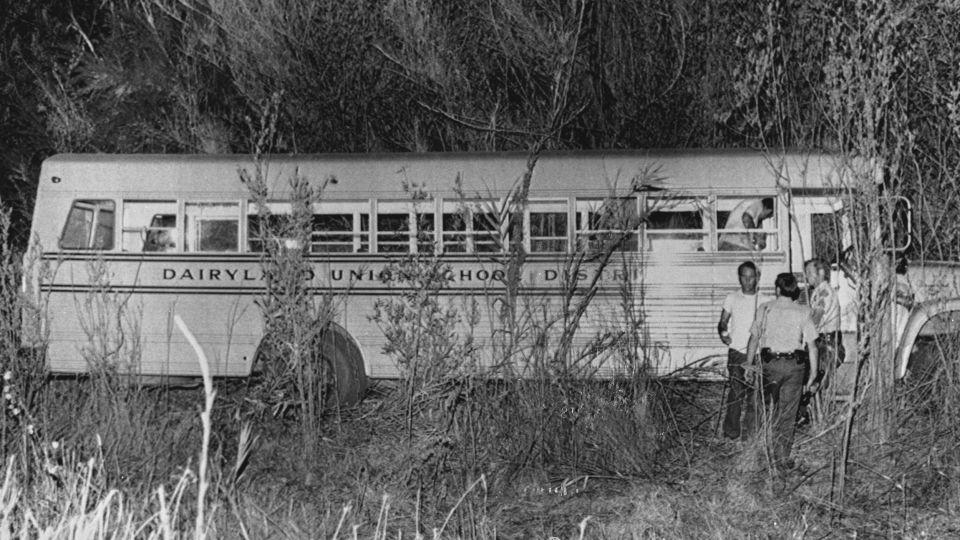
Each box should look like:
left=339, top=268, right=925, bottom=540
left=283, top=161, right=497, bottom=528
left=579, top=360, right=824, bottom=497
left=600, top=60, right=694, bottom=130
left=760, top=348, right=798, bottom=362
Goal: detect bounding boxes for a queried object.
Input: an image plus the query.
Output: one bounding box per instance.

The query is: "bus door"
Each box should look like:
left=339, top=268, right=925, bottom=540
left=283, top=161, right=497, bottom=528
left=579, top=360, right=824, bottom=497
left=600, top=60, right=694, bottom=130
left=789, top=195, right=846, bottom=275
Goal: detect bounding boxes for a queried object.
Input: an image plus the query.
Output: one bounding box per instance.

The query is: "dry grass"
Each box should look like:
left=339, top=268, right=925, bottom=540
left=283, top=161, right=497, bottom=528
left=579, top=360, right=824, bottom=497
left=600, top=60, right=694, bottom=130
left=0, top=366, right=957, bottom=537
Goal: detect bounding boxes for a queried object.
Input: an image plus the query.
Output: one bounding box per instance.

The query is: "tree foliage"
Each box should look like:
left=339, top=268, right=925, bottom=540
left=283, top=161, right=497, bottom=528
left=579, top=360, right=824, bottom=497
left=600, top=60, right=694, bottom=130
left=1, top=0, right=959, bottom=251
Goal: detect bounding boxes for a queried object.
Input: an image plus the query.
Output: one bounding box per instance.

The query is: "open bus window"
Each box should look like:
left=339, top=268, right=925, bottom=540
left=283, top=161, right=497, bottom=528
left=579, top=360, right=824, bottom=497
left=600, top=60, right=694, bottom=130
left=248, top=213, right=298, bottom=252
left=442, top=212, right=467, bottom=253
left=122, top=201, right=177, bottom=252
left=529, top=204, right=568, bottom=253
left=472, top=211, right=502, bottom=253
left=717, top=197, right=778, bottom=252
left=415, top=213, right=436, bottom=254
left=185, top=202, right=239, bottom=252
left=377, top=213, right=409, bottom=253
left=441, top=201, right=507, bottom=254
left=60, top=200, right=115, bottom=250
left=645, top=197, right=707, bottom=251
left=575, top=198, right=639, bottom=253
left=312, top=213, right=369, bottom=253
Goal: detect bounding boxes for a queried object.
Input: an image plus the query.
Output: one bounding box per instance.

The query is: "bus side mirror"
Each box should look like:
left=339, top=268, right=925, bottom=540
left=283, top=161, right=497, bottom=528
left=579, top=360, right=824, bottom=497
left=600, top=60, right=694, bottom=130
left=883, top=196, right=911, bottom=252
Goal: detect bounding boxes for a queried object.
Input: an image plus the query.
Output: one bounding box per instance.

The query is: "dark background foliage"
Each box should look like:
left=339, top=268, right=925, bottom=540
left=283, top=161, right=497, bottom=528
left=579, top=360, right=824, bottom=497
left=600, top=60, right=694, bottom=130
left=1, top=0, right=959, bottom=255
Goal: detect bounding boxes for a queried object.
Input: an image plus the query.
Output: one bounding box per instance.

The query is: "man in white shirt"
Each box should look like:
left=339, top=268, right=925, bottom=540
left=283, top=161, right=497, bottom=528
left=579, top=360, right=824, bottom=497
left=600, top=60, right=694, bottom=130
left=717, top=261, right=770, bottom=439
left=805, top=259, right=843, bottom=373
left=797, top=258, right=844, bottom=426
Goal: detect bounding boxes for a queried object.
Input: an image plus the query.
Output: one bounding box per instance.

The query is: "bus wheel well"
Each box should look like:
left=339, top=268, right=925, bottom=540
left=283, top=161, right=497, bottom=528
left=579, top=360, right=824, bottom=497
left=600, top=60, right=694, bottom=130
left=252, top=323, right=368, bottom=407
left=315, top=322, right=368, bottom=407
left=908, top=310, right=960, bottom=380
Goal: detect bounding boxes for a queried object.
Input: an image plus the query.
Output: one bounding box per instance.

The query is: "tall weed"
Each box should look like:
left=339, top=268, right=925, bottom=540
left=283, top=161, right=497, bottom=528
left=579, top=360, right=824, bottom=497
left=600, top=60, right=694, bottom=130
left=241, top=96, right=342, bottom=468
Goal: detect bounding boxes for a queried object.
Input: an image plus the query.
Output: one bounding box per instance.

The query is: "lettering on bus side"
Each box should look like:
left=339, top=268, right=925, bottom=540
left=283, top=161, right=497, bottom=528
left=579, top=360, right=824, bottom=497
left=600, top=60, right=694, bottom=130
left=160, top=266, right=643, bottom=284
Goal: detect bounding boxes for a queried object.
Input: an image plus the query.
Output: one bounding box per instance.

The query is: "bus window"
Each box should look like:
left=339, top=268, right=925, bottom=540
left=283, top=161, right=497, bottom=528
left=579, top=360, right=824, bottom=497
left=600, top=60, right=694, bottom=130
left=441, top=201, right=505, bottom=254
left=415, top=213, right=436, bottom=254
left=472, top=211, right=501, bottom=253
left=248, top=213, right=289, bottom=252
left=60, top=200, right=115, bottom=250
left=717, top=197, right=778, bottom=252
left=122, top=201, right=177, bottom=252
left=645, top=197, right=707, bottom=252
left=576, top=198, right=639, bottom=253
left=377, top=213, right=410, bottom=253
left=185, top=202, right=239, bottom=252
left=529, top=202, right=568, bottom=253
left=811, top=211, right=843, bottom=263
left=313, top=214, right=364, bottom=253
left=442, top=212, right=467, bottom=253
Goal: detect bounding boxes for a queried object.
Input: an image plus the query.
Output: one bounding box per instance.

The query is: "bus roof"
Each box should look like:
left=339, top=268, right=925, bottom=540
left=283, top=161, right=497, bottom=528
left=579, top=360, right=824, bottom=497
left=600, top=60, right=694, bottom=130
left=37, top=150, right=867, bottom=200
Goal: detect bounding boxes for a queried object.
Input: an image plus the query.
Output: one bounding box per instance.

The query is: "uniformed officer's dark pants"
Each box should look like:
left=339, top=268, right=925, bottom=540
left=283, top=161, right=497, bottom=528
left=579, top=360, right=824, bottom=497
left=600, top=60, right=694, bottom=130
left=760, top=355, right=806, bottom=466
left=723, top=349, right=755, bottom=439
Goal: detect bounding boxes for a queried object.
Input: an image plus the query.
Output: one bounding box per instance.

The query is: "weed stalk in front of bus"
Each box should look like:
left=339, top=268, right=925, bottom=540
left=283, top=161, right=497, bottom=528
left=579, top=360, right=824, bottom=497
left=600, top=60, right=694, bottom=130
left=241, top=149, right=340, bottom=468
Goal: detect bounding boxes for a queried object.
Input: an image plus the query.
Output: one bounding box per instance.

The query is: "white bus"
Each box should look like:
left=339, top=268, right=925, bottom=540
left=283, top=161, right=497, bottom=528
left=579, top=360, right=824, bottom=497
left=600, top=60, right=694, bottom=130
left=24, top=150, right=944, bottom=400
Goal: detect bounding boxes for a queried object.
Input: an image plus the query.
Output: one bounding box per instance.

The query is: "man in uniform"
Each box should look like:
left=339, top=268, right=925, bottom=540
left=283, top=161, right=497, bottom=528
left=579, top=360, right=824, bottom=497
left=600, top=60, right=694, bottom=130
left=745, top=273, right=819, bottom=472
left=717, top=261, right=770, bottom=439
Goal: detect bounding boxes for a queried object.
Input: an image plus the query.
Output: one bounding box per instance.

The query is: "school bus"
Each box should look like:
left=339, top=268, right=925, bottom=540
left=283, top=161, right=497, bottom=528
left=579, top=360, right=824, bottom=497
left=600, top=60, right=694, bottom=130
left=23, top=150, right=946, bottom=401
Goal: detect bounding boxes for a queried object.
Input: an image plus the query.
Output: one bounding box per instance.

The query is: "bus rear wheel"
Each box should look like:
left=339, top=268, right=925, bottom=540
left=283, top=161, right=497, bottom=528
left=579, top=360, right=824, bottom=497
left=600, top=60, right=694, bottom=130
left=253, top=325, right=367, bottom=409
left=315, top=325, right=367, bottom=408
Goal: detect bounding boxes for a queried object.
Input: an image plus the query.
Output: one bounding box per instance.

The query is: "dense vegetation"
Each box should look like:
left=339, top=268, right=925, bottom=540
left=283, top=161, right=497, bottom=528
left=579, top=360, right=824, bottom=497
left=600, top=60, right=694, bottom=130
left=1, top=0, right=959, bottom=536
left=3, top=1, right=960, bottom=254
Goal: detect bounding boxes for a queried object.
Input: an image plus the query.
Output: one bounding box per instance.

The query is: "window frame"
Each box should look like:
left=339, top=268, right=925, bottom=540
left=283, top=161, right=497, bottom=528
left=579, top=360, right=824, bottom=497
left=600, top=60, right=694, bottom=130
left=574, top=196, right=641, bottom=253
left=526, top=199, right=570, bottom=254
left=643, top=194, right=713, bottom=252
left=59, top=199, right=116, bottom=251
left=440, top=199, right=507, bottom=254
left=311, top=200, right=371, bottom=254
left=120, top=199, right=179, bottom=253
left=715, top=195, right=780, bottom=253
left=184, top=200, right=242, bottom=253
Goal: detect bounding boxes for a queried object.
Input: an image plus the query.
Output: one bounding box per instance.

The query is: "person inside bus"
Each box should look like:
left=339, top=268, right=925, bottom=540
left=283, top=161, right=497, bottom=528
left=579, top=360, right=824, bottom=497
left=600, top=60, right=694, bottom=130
left=745, top=272, right=819, bottom=474
left=143, top=229, right=176, bottom=252
left=143, top=214, right=177, bottom=252
left=719, top=198, right=775, bottom=251
left=717, top=261, right=771, bottom=440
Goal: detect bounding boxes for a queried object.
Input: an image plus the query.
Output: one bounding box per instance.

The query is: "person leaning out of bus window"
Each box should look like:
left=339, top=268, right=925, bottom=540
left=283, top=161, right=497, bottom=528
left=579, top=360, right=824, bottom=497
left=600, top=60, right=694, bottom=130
left=717, top=261, right=770, bottom=440
left=745, top=273, right=818, bottom=473
left=718, top=198, right=775, bottom=251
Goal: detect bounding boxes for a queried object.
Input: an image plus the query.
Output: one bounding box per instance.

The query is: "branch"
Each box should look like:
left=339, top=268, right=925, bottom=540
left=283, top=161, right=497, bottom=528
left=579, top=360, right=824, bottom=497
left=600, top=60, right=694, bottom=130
left=416, top=100, right=547, bottom=138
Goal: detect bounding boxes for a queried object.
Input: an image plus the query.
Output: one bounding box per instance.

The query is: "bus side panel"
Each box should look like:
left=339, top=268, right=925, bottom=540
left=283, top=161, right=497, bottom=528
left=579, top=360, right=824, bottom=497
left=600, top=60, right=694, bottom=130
left=338, top=254, right=785, bottom=379
left=41, top=257, right=262, bottom=377
left=42, top=290, right=261, bottom=377
left=597, top=253, right=783, bottom=377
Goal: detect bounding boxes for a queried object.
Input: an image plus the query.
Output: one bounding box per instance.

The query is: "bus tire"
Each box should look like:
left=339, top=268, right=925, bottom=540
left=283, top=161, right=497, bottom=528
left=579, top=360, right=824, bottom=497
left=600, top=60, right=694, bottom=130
left=252, top=326, right=368, bottom=408
left=317, top=323, right=368, bottom=408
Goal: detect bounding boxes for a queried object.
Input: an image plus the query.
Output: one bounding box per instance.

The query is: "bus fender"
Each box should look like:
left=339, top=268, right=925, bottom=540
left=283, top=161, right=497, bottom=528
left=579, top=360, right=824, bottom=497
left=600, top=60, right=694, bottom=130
left=252, top=322, right=368, bottom=406
left=895, top=297, right=960, bottom=379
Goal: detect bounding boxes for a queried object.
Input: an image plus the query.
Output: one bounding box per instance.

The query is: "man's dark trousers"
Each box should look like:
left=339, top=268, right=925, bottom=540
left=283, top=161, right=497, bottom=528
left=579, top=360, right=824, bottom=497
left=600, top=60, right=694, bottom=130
left=723, top=349, right=755, bottom=439
left=761, top=355, right=806, bottom=466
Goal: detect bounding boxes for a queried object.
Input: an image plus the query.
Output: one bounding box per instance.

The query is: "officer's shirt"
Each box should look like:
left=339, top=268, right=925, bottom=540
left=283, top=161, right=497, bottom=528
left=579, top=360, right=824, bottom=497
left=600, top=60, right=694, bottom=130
left=750, top=298, right=818, bottom=353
